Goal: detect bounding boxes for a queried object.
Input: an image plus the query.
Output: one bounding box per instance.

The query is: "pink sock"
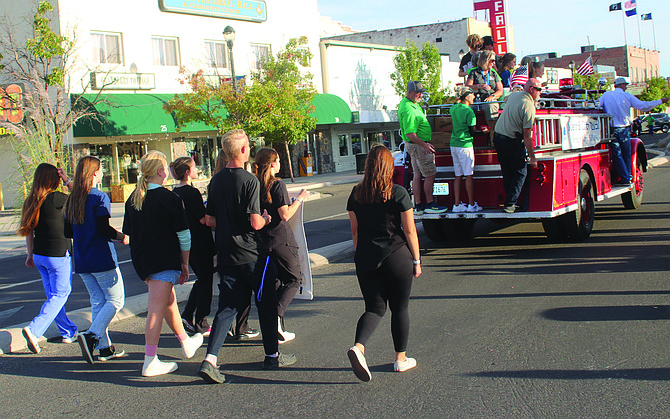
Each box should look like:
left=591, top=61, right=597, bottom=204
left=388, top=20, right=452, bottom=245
left=145, top=345, right=158, bottom=357
left=176, top=332, right=188, bottom=342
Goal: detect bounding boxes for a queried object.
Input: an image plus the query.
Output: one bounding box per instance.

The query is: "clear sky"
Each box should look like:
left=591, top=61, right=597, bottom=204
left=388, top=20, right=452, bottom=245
left=317, top=0, right=668, bottom=76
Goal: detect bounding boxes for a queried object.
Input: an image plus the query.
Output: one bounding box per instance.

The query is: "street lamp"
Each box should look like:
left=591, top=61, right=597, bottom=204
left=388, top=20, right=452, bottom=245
left=223, top=25, right=236, bottom=94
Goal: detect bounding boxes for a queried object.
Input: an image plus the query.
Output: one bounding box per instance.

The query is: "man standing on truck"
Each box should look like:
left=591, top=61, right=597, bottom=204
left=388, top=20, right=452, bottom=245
left=399, top=80, right=447, bottom=215
left=493, top=78, right=541, bottom=213
left=599, top=77, right=668, bottom=185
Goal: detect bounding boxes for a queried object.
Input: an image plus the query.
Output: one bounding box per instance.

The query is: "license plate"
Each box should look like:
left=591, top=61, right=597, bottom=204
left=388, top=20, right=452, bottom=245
left=433, top=182, right=449, bottom=196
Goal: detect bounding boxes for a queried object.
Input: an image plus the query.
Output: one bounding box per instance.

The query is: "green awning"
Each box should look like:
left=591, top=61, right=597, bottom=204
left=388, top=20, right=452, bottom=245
left=310, top=93, right=352, bottom=124
left=73, top=94, right=223, bottom=137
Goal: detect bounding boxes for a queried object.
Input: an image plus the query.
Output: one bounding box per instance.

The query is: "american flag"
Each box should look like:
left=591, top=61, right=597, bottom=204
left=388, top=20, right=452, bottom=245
left=576, top=56, right=595, bottom=76
left=510, top=65, right=528, bottom=88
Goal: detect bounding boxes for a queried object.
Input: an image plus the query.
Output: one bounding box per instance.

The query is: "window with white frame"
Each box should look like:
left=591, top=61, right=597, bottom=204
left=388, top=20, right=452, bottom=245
left=91, top=32, right=122, bottom=64
left=205, top=41, right=228, bottom=68
left=152, top=37, right=180, bottom=66
left=250, top=43, right=271, bottom=70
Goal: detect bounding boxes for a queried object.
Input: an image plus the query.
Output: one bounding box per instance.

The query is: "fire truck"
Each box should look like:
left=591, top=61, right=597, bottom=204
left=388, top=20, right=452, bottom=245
left=405, top=87, right=646, bottom=242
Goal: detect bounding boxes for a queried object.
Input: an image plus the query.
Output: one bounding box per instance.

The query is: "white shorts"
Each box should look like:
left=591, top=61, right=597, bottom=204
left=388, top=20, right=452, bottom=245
left=451, top=146, right=475, bottom=177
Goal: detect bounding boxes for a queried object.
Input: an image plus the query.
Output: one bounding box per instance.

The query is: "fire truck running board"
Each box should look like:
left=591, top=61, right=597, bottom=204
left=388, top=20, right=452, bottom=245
left=597, top=184, right=634, bottom=202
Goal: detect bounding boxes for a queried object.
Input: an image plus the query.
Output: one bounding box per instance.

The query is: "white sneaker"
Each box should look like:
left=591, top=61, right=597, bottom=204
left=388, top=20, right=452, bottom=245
left=347, top=346, right=372, bottom=382
left=278, top=317, right=295, bottom=343
left=452, top=203, right=467, bottom=213
left=61, top=331, right=79, bottom=344
left=181, top=333, right=203, bottom=359
left=22, top=327, right=41, bottom=354
left=467, top=202, right=482, bottom=212
left=393, top=357, right=417, bottom=372
left=142, top=355, right=178, bottom=377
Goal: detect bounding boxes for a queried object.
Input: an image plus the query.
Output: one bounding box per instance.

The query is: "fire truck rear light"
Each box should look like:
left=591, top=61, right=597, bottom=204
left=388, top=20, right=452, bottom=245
left=559, top=78, right=574, bottom=90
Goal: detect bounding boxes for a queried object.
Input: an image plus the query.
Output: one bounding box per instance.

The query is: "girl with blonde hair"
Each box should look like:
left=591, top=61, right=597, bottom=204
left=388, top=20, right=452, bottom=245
left=346, top=145, right=422, bottom=382
left=18, top=163, right=78, bottom=354
left=122, top=150, right=203, bottom=377
left=67, top=156, right=128, bottom=364
left=252, top=148, right=308, bottom=342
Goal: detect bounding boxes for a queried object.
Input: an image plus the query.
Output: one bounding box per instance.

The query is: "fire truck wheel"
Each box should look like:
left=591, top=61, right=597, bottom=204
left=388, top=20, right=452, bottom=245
left=622, top=157, right=644, bottom=210
left=563, top=169, right=595, bottom=241
left=422, top=219, right=448, bottom=242
left=441, top=219, right=476, bottom=242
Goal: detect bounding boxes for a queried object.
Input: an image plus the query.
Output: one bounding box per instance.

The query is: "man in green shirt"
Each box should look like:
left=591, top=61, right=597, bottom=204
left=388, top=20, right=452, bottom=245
left=398, top=81, right=447, bottom=214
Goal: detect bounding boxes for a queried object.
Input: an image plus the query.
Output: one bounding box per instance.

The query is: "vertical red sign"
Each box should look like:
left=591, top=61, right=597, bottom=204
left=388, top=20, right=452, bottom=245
left=0, top=84, right=24, bottom=124
left=473, top=0, right=509, bottom=55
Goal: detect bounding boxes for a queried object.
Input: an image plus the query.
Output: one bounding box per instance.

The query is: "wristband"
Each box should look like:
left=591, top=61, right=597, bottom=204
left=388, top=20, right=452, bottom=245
left=296, top=198, right=303, bottom=204
left=413, top=259, right=421, bottom=265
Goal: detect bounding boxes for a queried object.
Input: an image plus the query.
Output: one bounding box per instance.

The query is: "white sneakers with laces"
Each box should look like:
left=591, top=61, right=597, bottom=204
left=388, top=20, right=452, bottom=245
left=181, top=333, right=204, bottom=359
left=142, top=355, right=178, bottom=377
left=467, top=202, right=482, bottom=212
left=452, top=202, right=467, bottom=212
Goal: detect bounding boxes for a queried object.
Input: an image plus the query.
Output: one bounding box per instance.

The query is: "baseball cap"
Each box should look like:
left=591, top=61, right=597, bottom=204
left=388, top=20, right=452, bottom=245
left=407, top=80, right=426, bottom=93
left=482, top=36, right=495, bottom=47
left=458, top=87, right=474, bottom=99
left=614, top=77, right=629, bottom=86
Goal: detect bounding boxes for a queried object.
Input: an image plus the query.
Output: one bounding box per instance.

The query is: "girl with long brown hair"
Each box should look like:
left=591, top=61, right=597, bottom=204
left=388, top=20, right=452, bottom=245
left=67, top=156, right=128, bottom=364
left=122, top=150, right=203, bottom=377
left=252, top=148, right=308, bottom=342
left=18, top=163, right=78, bottom=354
left=170, top=157, right=215, bottom=337
left=346, top=145, right=422, bottom=382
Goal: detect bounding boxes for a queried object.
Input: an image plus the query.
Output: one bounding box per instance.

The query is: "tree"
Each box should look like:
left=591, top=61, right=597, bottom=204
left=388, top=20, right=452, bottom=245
left=639, top=77, right=670, bottom=113
left=390, top=40, right=448, bottom=107
left=165, top=37, right=317, bottom=181
left=0, top=1, right=104, bottom=203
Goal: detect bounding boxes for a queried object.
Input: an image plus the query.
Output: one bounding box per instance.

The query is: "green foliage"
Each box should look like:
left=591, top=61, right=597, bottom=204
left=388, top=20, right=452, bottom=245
left=573, top=72, right=610, bottom=92
left=166, top=37, right=317, bottom=177
left=25, top=1, right=70, bottom=86
left=390, top=40, right=448, bottom=106
left=639, top=77, right=670, bottom=112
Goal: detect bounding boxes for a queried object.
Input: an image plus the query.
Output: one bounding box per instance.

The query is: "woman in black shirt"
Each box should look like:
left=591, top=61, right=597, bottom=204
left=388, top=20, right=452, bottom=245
left=253, top=148, right=309, bottom=343
left=346, top=146, right=422, bottom=382
left=170, top=157, right=215, bottom=336
left=17, top=163, right=78, bottom=354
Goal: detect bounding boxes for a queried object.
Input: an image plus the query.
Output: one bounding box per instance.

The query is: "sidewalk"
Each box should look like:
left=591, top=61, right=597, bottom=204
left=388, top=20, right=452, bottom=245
left=0, top=170, right=362, bottom=259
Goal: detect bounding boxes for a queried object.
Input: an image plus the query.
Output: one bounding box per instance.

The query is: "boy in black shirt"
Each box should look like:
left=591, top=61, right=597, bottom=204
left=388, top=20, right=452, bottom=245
left=197, top=129, right=296, bottom=384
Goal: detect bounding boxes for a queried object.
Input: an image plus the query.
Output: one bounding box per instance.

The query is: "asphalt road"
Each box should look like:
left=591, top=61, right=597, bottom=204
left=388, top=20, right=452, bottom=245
left=0, top=164, right=669, bottom=417
left=0, top=183, right=355, bottom=330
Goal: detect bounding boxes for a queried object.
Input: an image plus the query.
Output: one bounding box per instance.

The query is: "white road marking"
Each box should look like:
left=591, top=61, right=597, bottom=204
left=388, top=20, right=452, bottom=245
left=304, top=212, right=349, bottom=224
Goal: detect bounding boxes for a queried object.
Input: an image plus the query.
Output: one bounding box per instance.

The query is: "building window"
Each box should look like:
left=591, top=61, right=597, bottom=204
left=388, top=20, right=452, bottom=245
left=250, top=43, right=271, bottom=70
left=91, top=32, right=122, bottom=64
left=205, top=41, right=228, bottom=68
left=152, top=37, right=180, bottom=66
left=338, top=134, right=349, bottom=156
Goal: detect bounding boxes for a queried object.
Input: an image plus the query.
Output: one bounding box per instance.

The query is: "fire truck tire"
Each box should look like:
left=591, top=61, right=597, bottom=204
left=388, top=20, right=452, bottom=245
left=422, top=219, right=447, bottom=242
left=563, top=169, right=595, bottom=241
left=622, top=157, right=644, bottom=209
left=662, top=124, right=669, bottom=134
left=542, top=218, right=568, bottom=241
left=441, top=219, right=476, bottom=242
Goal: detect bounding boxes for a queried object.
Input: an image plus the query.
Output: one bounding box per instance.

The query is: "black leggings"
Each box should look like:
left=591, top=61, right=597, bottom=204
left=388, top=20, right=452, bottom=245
left=354, top=245, right=414, bottom=353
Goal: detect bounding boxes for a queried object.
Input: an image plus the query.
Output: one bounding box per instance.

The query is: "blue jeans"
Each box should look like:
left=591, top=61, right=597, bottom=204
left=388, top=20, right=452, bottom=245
left=206, top=256, right=278, bottom=358
left=610, top=127, right=632, bottom=183
left=79, top=267, right=125, bottom=349
left=494, top=133, right=528, bottom=207
left=29, top=253, right=78, bottom=339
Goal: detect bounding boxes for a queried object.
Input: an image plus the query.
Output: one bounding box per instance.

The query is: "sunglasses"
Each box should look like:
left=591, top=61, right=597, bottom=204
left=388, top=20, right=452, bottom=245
left=531, top=86, right=542, bottom=92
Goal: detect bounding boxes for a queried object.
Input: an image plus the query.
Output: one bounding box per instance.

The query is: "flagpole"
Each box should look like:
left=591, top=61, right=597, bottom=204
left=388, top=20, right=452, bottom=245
left=621, top=10, right=627, bottom=46
left=636, top=13, right=642, bottom=47
left=652, top=18, right=657, bottom=51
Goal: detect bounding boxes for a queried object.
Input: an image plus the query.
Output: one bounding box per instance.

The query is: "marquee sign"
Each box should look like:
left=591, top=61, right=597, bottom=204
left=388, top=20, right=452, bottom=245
left=159, top=0, right=267, bottom=22
left=474, top=0, right=509, bottom=55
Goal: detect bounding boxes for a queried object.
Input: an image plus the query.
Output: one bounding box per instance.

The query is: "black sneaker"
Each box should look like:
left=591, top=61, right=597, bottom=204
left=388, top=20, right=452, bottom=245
left=263, top=353, right=297, bottom=370
left=181, top=318, right=195, bottom=334
left=77, top=332, right=99, bottom=364
left=198, top=360, right=225, bottom=384
left=98, top=345, right=126, bottom=361
left=194, top=318, right=210, bottom=335
left=234, top=328, right=260, bottom=340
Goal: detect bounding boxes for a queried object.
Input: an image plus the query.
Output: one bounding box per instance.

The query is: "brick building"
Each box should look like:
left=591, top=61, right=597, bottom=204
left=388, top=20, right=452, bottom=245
left=543, top=45, right=660, bottom=83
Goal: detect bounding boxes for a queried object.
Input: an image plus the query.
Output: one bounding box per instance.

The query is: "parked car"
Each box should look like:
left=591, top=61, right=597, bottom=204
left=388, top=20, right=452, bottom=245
left=642, top=113, right=670, bottom=133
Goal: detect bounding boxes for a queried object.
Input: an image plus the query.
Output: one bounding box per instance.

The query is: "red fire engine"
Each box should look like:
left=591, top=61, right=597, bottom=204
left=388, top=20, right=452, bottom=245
left=404, top=87, right=645, bottom=242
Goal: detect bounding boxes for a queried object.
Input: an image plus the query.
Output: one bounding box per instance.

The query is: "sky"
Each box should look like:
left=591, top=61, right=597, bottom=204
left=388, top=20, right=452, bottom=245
left=317, top=0, right=669, bottom=76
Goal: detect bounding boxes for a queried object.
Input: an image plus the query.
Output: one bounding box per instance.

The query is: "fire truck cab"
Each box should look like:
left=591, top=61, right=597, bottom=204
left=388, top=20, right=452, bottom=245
left=406, top=88, right=646, bottom=242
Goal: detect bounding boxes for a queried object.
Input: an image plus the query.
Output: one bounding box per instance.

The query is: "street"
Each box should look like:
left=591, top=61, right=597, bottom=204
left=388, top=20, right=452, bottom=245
left=0, top=163, right=668, bottom=417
